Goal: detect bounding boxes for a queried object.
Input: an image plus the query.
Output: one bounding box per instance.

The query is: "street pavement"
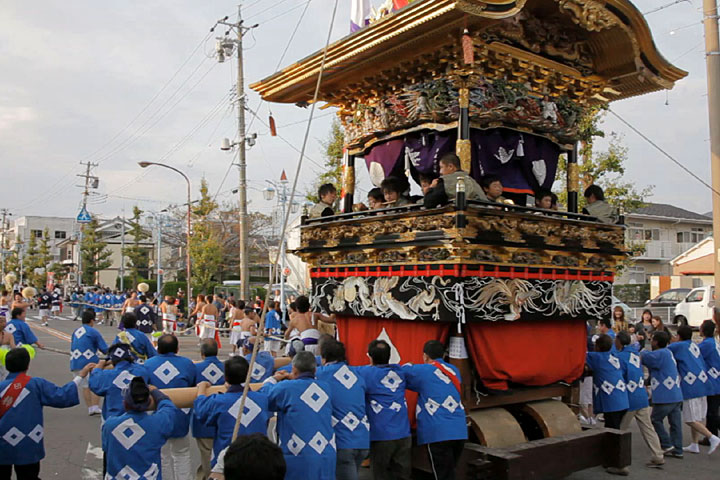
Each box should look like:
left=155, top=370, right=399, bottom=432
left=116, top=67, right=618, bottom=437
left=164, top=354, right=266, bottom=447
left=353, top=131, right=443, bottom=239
left=16, top=311, right=720, bottom=479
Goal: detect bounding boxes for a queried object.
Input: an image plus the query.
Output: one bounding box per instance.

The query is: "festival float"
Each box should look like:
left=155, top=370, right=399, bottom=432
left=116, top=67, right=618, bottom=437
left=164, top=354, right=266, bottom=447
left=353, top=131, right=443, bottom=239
left=252, top=0, right=686, bottom=477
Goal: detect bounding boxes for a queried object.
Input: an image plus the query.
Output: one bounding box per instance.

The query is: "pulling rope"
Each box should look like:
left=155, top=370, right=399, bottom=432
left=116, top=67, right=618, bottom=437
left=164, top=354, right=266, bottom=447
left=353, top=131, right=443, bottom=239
left=231, top=0, right=341, bottom=442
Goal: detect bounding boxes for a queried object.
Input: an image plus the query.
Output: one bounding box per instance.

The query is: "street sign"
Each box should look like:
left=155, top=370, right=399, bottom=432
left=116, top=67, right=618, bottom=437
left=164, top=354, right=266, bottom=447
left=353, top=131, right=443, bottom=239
left=76, top=207, right=92, bottom=223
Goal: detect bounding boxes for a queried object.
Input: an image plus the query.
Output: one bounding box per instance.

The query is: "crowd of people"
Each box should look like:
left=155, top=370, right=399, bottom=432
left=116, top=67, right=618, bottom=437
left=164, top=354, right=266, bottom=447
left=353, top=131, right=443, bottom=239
left=308, top=152, right=617, bottom=224
left=583, top=307, right=720, bottom=475
left=0, top=291, right=468, bottom=480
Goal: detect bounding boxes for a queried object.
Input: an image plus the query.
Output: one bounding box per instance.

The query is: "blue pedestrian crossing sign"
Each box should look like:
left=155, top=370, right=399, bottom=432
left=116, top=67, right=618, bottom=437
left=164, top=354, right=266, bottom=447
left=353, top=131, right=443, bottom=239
left=76, top=207, right=92, bottom=223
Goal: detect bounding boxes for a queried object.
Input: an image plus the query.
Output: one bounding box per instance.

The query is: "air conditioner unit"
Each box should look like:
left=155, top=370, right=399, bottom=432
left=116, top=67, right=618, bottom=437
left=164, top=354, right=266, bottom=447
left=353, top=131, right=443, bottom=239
left=67, top=272, right=77, bottom=283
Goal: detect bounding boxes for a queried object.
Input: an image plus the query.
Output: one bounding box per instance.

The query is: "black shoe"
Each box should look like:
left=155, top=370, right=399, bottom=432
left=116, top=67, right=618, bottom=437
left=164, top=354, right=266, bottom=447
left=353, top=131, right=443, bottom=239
left=699, top=438, right=711, bottom=447
left=664, top=451, right=683, bottom=459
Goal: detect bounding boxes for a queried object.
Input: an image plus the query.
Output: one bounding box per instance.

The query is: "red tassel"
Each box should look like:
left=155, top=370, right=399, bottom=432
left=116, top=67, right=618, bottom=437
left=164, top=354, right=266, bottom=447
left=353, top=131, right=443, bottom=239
left=462, top=29, right=474, bottom=65
left=269, top=114, right=277, bottom=137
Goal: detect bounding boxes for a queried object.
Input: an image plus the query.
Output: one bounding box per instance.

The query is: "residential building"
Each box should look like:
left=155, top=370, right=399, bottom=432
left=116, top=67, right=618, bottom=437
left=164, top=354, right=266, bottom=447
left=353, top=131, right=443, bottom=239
left=669, top=237, right=714, bottom=287
left=617, top=203, right=713, bottom=284
left=5, top=216, right=77, bottom=264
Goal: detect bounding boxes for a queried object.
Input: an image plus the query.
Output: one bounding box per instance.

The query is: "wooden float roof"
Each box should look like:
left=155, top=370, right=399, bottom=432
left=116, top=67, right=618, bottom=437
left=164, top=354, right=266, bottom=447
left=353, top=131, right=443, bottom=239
left=250, top=0, right=687, bottom=104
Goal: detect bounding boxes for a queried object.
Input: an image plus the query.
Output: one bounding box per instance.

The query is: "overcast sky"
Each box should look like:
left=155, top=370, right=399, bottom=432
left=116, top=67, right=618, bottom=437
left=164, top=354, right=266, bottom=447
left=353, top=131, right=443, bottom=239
left=0, top=0, right=714, bottom=223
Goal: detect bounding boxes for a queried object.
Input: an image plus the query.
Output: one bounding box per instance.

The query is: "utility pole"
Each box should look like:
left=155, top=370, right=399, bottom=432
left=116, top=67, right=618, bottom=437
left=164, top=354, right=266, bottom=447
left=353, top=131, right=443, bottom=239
left=0, top=208, right=10, bottom=280
left=76, top=161, right=98, bottom=285
left=703, top=0, right=720, bottom=289
left=216, top=5, right=256, bottom=300
left=120, top=210, right=126, bottom=291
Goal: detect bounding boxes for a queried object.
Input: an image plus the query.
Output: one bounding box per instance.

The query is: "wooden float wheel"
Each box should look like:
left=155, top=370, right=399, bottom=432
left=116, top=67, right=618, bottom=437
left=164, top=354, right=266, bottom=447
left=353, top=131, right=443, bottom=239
left=468, top=408, right=527, bottom=448
left=519, top=399, right=582, bottom=438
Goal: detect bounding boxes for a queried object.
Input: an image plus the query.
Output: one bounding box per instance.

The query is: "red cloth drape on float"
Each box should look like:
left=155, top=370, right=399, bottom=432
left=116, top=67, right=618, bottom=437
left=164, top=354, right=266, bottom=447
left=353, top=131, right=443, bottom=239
left=336, top=315, right=451, bottom=425
left=465, top=318, right=587, bottom=391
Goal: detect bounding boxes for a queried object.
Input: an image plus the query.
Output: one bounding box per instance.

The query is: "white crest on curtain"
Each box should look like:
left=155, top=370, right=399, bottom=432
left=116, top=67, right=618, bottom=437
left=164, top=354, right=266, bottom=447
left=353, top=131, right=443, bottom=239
left=532, top=159, right=547, bottom=185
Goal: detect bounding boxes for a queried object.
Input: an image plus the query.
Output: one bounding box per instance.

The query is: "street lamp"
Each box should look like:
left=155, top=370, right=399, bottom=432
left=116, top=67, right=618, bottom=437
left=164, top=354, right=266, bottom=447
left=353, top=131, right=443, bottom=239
left=138, top=161, right=192, bottom=305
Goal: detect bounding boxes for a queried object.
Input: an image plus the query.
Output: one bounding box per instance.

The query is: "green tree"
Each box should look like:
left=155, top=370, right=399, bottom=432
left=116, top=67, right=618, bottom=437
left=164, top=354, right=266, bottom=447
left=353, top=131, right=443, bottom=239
left=21, top=235, right=38, bottom=286
left=306, top=119, right=344, bottom=203
left=123, top=206, right=151, bottom=287
left=556, top=108, right=653, bottom=212
left=80, top=218, right=113, bottom=285
left=190, top=179, right=222, bottom=293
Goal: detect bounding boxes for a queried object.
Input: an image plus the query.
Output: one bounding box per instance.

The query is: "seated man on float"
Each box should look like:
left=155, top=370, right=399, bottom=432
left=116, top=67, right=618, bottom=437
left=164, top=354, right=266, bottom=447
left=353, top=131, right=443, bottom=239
left=380, top=176, right=412, bottom=208
left=309, top=183, right=337, bottom=218
left=582, top=184, right=618, bottom=224
left=367, top=187, right=385, bottom=210
left=535, top=189, right=553, bottom=210
left=480, top=174, right=509, bottom=204
left=423, top=153, right=486, bottom=208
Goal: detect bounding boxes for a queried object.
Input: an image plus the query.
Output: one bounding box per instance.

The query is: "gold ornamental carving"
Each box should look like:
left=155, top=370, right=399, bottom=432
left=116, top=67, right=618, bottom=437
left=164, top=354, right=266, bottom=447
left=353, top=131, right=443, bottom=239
left=456, top=139, right=472, bottom=173
left=558, top=0, right=617, bottom=33
left=344, top=165, right=355, bottom=195
left=567, top=162, right=579, bottom=192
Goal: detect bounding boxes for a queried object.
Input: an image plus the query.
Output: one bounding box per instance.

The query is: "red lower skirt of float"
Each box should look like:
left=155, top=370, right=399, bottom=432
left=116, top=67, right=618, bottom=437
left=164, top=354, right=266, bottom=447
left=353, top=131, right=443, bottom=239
left=336, top=315, right=586, bottom=391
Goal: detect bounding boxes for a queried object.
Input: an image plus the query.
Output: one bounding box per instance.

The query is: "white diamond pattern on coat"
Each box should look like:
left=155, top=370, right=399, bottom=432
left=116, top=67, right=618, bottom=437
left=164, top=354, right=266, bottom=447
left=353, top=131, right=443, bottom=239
left=333, top=365, right=358, bottom=390
left=144, top=463, right=159, bottom=480
left=4, top=324, right=16, bottom=334
left=75, top=326, right=86, bottom=339
left=434, top=369, right=451, bottom=384
left=111, top=418, right=146, bottom=450
left=684, top=372, right=697, bottom=385
left=308, top=432, right=329, bottom=454
left=699, top=370, right=708, bottom=383
left=153, top=361, right=180, bottom=384
left=663, top=376, right=676, bottom=390
left=82, top=350, right=95, bottom=360
left=27, top=425, right=43, bottom=443
left=424, top=398, right=440, bottom=416
left=627, top=381, right=638, bottom=393
left=600, top=380, right=615, bottom=395
left=116, top=466, right=140, bottom=480
left=608, top=355, right=620, bottom=369
left=380, top=370, right=403, bottom=392
left=299, top=383, right=329, bottom=413
left=2, top=427, right=25, bottom=446
left=71, top=350, right=82, bottom=360
left=112, top=370, right=135, bottom=390
left=370, top=400, right=383, bottom=414
left=650, top=377, right=659, bottom=390
left=689, top=343, right=701, bottom=358
left=287, top=433, right=306, bottom=456
left=629, top=353, right=641, bottom=369
left=201, top=363, right=223, bottom=384
left=341, top=412, right=361, bottom=431
left=228, top=397, right=262, bottom=427
left=251, top=363, right=267, bottom=381
left=442, top=395, right=460, bottom=413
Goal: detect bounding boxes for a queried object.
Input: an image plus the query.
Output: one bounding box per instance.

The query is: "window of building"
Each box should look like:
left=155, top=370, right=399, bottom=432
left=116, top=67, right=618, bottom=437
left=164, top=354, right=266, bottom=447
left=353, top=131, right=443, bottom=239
left=30, top=229, right=42, bottom=238
left=54, top=230, right=66, bottom=239
left=629, top=228, right=659, bottom=241
left=677, top=228, right=706, bottom=244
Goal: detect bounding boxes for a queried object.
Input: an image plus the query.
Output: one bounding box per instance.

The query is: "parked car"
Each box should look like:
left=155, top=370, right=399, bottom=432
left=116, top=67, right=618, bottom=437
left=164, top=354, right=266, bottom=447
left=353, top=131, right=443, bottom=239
left=645, top=288, right=691, bottom=308
left=673, top=285, right=715, bottom=328
left=612, top=296, right=634, bottom=321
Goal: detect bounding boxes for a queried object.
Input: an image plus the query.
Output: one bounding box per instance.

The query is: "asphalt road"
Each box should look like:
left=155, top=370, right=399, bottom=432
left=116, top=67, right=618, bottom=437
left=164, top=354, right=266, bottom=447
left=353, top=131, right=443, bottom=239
left=16, top=311, right=720, bottom=479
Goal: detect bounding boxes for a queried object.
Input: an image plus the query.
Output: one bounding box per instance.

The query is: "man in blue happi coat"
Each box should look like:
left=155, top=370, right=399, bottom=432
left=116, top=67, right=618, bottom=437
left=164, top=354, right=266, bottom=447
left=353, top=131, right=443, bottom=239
left=699, top=319, right=720, bottom=439
left=0, top=347, right=92, bottom=478
left=192, top=339, right=226, bottom=480
left=264, top=301, right=283, bottom=355
left=144, top=334, right=196, bottom=480
left=585, top=334, right=629, bottom=429
left=70, top=309, right=108, bottom=416
left=89, top=343, right=149, bottom=421
left=355, top=339, right=411, bottom=480
left=5, top=308, right=43, bottom=349
left=102, top=376, right=181, bottom=480
left=316, top=338, right=369, bottom=480
left=668, top=325, right=720, bottom=454
left=134, top=295, right=157, bottom=336
left=114, top=312, right=156, bottom=363
left=243, top=336, right=275, bottom=382
left=194, top=356, right=270, bottom=469
left=261, top=350, right=336, bottom=480
left=403, top=340, right=468, bottom=480
left=613, top=331, right=664, bottom=471
left=641, top=331, right=685, bottom=458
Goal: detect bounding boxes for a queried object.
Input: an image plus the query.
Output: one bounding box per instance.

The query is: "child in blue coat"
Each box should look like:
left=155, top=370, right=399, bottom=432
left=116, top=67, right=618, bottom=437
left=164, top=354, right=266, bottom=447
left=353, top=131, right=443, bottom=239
left=585, top=334, right=629, bottom=429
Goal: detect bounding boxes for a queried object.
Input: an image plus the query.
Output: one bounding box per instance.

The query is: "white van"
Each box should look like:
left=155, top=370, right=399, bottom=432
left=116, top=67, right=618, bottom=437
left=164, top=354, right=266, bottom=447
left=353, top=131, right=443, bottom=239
left=673, top=286, right=715, bottom=328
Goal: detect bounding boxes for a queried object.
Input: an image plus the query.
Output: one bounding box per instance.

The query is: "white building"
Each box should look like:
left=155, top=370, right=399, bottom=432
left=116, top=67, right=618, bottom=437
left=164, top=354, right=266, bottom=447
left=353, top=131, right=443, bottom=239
left=6, top=216, right=78, bottom=264
left=617, top=203, right=712, bottom=284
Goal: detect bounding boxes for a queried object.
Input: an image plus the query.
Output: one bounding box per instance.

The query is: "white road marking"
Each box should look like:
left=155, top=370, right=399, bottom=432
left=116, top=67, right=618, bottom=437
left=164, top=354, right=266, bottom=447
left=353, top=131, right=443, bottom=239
left=81, top=442, right=103, bottom=480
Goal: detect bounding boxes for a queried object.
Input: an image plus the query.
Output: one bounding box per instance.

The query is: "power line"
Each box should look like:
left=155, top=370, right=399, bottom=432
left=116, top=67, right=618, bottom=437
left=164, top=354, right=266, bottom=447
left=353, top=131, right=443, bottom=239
left=608, top=108, right=720, bottom=197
